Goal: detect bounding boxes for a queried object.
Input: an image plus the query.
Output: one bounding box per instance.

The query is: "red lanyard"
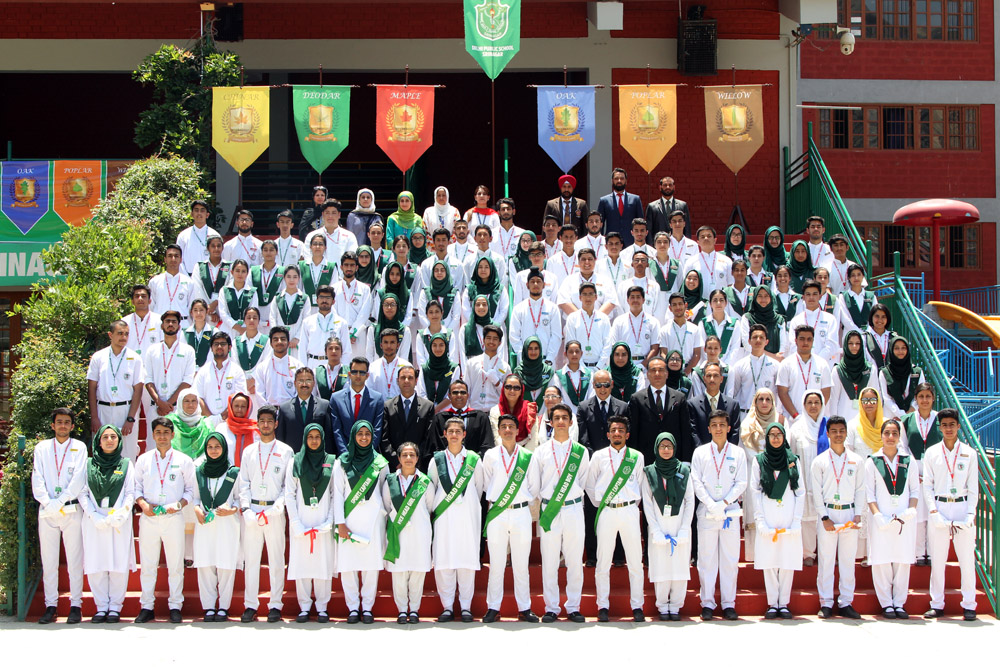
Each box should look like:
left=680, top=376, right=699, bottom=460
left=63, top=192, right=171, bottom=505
left=501, top=445, right=519, bottom=475
left=498, top=226, right=516, bottom=256
left=588, top=236, right=601, bottom=253
left=53, top=439, right=71, bottom=483
left=399, top=473, right=413, bottom=496
left=810, top=243, right=823, bottom=266
left=341, top=280, right=354, bottom=307
left=581, top=311, right=595, bottom=342
left=829, top=450, right=847, bottom=489
left=155, top=451, right=174, bottom=490
left=917, top=414, right=934, bottom=441
left=943, top=443, right=961, bottom=486
left=261, top=266, right=277, bottom=291
left=629, top=312, right=644, bottom=348
left=384, top=357, right=398, bottom=393
left=258, top=442, right=276, bottom=479
left=736, top=286, right=748, bottom=309
left=560, top=253, right=576, bottom=277
left=833, top=261, right=846, bottom=287
left=165, top=274, right=180, bottom=304
left=796, top=356, right=813, bottom=387
left=271, top=357, right=289, bottom=378
left=134, top=313, right=150, bottom=347
left=609, top=446, right=624, bottom=475
left=568, top=369, right=582, bottom=397
left=209, top=262, right=222, bottom=286
left=711, top=443, right=729, bottom=482
left=237, top=235, right=256, bottom=259
left=669, top=238, right=685, bottom=261
left=447, top=450, right=466, bottom=478
left=699, top=252, right=715, bottom=281
left=528, top=298, right=543, bottom=329
left=553, top=442, right=571, bottom=476
left=874, top=331, right=889, bottom=357
left=804, top=307, right=821, bottom=330
left=883, top=454, right=899, bottom=491
left=161, top=341, right=180, bottom=378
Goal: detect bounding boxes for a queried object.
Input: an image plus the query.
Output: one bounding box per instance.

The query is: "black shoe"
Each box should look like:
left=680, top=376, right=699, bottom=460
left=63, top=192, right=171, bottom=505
left=924, top=608, right=944, bottom=619
left=836, top=604, right=861, bottom=619
left=297, top=612, right=311, bottom=623
left=397, top=613, right=408, bottom=625
left=204, top=610, right=218, bottom=623
left=568, top=611, right=586, bottom=623
left=135, top=608, right=155, bottom=624
left=765, top=607, right=779, bottom=620
left=778, top=607, right=793, bottom=620
left=215, top=610, right=228, bottom=623
left=542, top=611, right=558, bottom=623
left=597, top=608, right=610, bottom=622
left=964, top=609, right=977, bottom=621
left=460, top=609, right=474, bottom=623
left=482, top=609, right=500, bottom=623
left=669, top=613, right=682, bottom=621
left=612, top=559, right=625, bottom=567
left=894, top=607, right=908, bottom=619
left=700, top=607, right=713, bottom=621
left=632, top=608, right=645, bottom=622
left=585, top=558, right=597, bottom=567
left=723, top=607, right=739, bottom=621
left=67, top=607, right=82, bottom=624
left=38, top=606, right=57, bottom=624
left=916, top=557, right=931, bottom=567
left=658, top=613, right=670, bottom=621
left=267, top=608, right=281, bottom=623
left=184, top=559, right=194, bottom=568
left=803, top=557, right=816, bottom=567
left=362, top=610, right=374, bottom=624
left=882, top=607, right=896, bottom=619
left=518, top=610, right=540, bottom=623
left=408, top=612, right=419, bottom=624
left=169, top=609, right=182, bottom=623
left=241, top=608, right=257, bottom=623
left=436, top=610, right=454, bottom=623
left=106, top=612, right=121, bottom=624
left=819, top=606, right=833, bottom=619
left=317, top=612, right=329, bottom=624
left=91, top=612, right=107, bottom=624
left=347, top=610, right=360, bottom=624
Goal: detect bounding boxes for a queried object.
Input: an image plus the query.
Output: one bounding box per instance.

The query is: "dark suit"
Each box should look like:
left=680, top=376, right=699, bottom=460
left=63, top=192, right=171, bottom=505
left=577, top=395, right=628, bottom=453
left=276, top=395, right=336, bottom=454
left=329, top=386, right=385, bottom=454
left=543, top=196, right=589, bottom=232
left=627, top=385, right=694, bottom=463
left=597, top=191, right=644, bottom=241
left=428, top=409, right=492, bottom=468
left=688, top=393, right=742, bottom=448
left=382, top=393, right=435, bottom=469
left=645, top=196, right=691, bottom=238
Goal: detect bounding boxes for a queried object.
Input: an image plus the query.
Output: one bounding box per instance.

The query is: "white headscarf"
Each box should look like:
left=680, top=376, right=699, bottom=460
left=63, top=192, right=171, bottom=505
left=433, top=186, right=451, bottom=218
left=355, top=188, right=376, bottom=214
left=793, top=390, right=827, bottom=442
left=740, top=387, right=778, bottom=453
left=174, top=388, right=203, bottom=427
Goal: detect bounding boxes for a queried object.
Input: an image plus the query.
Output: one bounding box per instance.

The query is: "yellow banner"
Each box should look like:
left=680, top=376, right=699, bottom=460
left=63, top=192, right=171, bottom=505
left=618, top=85, right=677, bottom=174
left=212, top=86, right=270, bottom=174
left=704, top=85, right=764, bottom=174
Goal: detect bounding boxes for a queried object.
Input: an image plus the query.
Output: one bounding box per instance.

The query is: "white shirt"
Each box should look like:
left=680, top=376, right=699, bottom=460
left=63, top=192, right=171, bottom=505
left=528, top=438, right=591, bottom=502
left=135, top=447, right=195, bottom=506
left=699, top=313, right=745, bottom=366
left=462, top=248, right=507, bottom=290
left=223, top=233, right=264, bottom=267
left=274, top=235, right=305, bottom=267
left=808, top=241, right=833, bottom=269
left=87, top=346, right=145, bottom=403
left=253, top=353, right=304, bottom=405
left=826, top=258, right=855, bottom=295
left=366, top=355, right=412, bottom=401
left=545, top=251, right=579, bottom=290
left=483, top=444, right=538, bottom=504
left=729, top=352, right=779, bottom=411
left=549, top=366, right=595, bottom=412
left=922, top=441, right=978, bottom=522
left=788, top=308, right=841, bottom=364
left=176, top=224, right=222, bottom=276
left=417, top=252, right=468, bottom=295
left=303, top=226, right=357, bottom=266
left=557, top=272, right=619, bottom=314
left=492, top=224, right=526, bottom=260
left=512, top=267, right=558, bottom=305
left=668, top=235, right=699, bottom=265
left=776, top=353, right=833, bottom=417
left=619, top=243, right=652, bottom=267
left=32, top=437, right=89, bottom=506
left=616, top=275, right=665, bottom=322
left=331, top=278, right=373, bottom=335
left=611, top=311, right=660, bottom=361
left=142, top=339, right=197, bottom=400
left=596, top=255, right=634, bottom=285
left=691, top=441, right=748, bottom=518
left=193, top=359, right=248, bottom=416
left=238, top=439, right=294, bottom=510
left=683, top=251, right=733, bottom=298
left=149, top=271, right=196, bottom=326
left=509, top=297, right=561, bottom=365
left=126, top=311, right=162, bottom=358
left=466, top=352, right=511, bottom=411
left=574, top=234, right=608, bottom=263
left=298, top=311, right=352, bottom=364
left=446, top=240, right=477, bottom=267
left=585, top=446, right=644, bottom=504
left=810, top=448, right=865, bottom=516
left=658, top=320, right=703, bottom=363
left=563, top=309, right=613, bottom=368
left=543, top=239, right=563, bottom=259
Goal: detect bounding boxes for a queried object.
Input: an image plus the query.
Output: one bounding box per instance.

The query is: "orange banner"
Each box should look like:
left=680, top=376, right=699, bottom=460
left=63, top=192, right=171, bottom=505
left=53, top=160, right=101, bottom=226
left=375, top=85, right=435, bottom=173
left=704, top=85, right=765, bottom=174
left=104, top=160, right=134, bottom=196
left=618, top=85, right=677, bottom=174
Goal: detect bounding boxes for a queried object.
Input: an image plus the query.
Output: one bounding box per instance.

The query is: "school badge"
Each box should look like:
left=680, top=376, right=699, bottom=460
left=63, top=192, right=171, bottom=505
left=475, top=0, right=510, bottom=40
left=306, top=105, right=338, bottom=142
left=225, top=104, right=261, bottom=143
left=10, top=176, right=39, bottom=208
left=629, top=102, right=666, bottom=141
left=61, top=176, right=92, bottom=207
left=550, top=105, right=584, bottom=142
left=715, top=102, right=754, bottom=143
left=385, top=104, right=425, bottom=143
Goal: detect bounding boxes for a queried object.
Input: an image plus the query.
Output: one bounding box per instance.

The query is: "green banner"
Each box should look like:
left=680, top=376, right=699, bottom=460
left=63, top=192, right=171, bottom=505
left=464, top=0, right=521, bottom=80
left=292, top=86, right=351, bottom=175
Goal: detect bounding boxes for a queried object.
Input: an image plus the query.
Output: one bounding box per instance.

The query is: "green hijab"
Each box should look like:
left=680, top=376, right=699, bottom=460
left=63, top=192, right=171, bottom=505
left=424, top=259, right=457, bottom=318
left=836, top=331, right=872, bottom=399
left=408, top=229, right=429, bottom=265
left=745, top=285, right=785, bottom=354
left=199, top=432, right=231, bottom=479
left=607, top=341, right=641, bottom=402
left=293, top=424, right=335, bottom=500
left=467, top=255, right=502, bottom=318
left=88, top=425, right=129, bottom=506
left=388, top=191, right=422, bottom=229
left=378, top=260, right=411, bottom=310
left=462, top=295, right=493, bottom=357
left=649, top=432, right=688, bottom=514
left=374, top=293, right=406, bottom=354
left=340, top=420, right=377, bottom=492
left=356, top=245, right=377, bottom=287
left=515, top=336, right=555, bottom=396
left=665, top=350, right=691, bottom=394
left=168, top=390, right=212, bottom=459
left=764, top=226, right=788, bottom=273
left=757, top=423, right=800, bottom=500
left=422, top=332, right=457, bottom=403
left=882, top=335, right=921, bottom=412
left=787, top=240, right=815, bottom=291
left=683, top=270, right=704, bottom=311
left=724, top=223, right=747, bottom=260
left=513, top=231, right=537, bottom=272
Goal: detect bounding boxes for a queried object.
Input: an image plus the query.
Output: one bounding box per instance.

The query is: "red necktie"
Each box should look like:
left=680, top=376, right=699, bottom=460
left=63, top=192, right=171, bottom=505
left=618, top=194, right=624, bottom=216
left=354, top=392, right=361, bottom=419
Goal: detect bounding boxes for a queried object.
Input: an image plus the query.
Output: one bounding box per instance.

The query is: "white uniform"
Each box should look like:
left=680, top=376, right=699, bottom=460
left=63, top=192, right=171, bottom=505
left=776, top=353, right=833, bottom=419
left=550, top=367, right=595, bottom=413
left=597, top=255, right=633, bottom=287
left=640, top=464, right=695, bottom=615
left=462, top=249, right=507, bottom=290
left=79, top=460, right=136, bottom=613
left=563, top=309, right=613, bottom=368
left=865, top=451, right=920, bottom=609
left=190, top=261, right=229, bottom=317
left=149, top=271, right=196, bottom=326
left=738, top=316, right=789, bottom=355
left=699, top=314, right=745, bottom=366
left=810, top=448, right=865, bottom=608
left=366, top=355, right=412, bottom=402
left=285, top=459, right=337, bottom=613
left=126, top=311, right=162, bottom=358
left=413, top=289, right=462, bottom=333
left=557, top=272, right=619, bottom=315
left=417, top=253, right=469, bottom=294
left=668, top=236, right=699, bottom=266
left=87, top=347, right=145, bottom=460
left=787, top=308, right=841, bottom=364
left=332, top=278, right=374, bottom=358
left=176, top=224, right=222, bottom=276
left=683, top=251, right=733, bottom=298
left=493, top=224, right=526, bottom=261
left=788, top=410, right=827, bottom=560
left=142, top=339, right=197, bottom=440
left=826, top=258, right=854, bottom=295
left=272, top=291, right=312, bottom=346
left=545, top=251, right=579, bottom=291
left=808, top=241, right=833, bottom=269
left=274, top=235, right=305, bottom=268
left=834, top=289, right=879, bottom=338
left=750, top=455, right=806, bottom=608
left=460, top=287, right=509, bottom=328
left=456, top=326, right=506, bottom=377
left=509, top=297, right=562, bottom=365
left=512, top=267, right=558, bottom=306
left=465, top=352, right=511, bottom=411
left=879, top=370, right=927, bottom=421
left=691, top=441, right=748, bottom=610
left=729, top=353, right=779, bottom=415
left=574, top=234, right=607, bottom=262
left=586, top=446, right=646, bottom=611
left=828, top=370, right=878, bottom=423
left=527, top=438, right=591, bottom=615
left=658, top=320, right=703, bottom=365
left=619, top=242, right=653, bottom=267
left=298, top=311, right=352, bottom=370
left=381, top=472, right=436, bottom=614
left=192, top=467, right=242, bottom=612
left=482, top=445, right=538, bottom=612
left=305, top=226, right=358, bottom=266
left=135, top=447, right=196, bottom=611
left=223, top=233, right=264, bottom=267
left=253, top=353, right=303, bottom=407
left=922, top=441, right=979, bottom=612
left=32, top=437, right=89, bottom=609
left=193, top=360, right=247, bottom=420
left=611, top=311, right=660, bottom=363
left=238, top=438, right=293, bottom=611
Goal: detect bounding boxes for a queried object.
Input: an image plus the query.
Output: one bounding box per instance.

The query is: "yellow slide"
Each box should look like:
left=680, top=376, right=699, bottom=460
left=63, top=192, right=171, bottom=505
left=930, top=301, right=1000, bottom=348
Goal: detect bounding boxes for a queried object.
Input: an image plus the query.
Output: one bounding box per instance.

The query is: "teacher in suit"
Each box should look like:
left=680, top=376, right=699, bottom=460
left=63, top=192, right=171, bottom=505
left=543, top=174, right=589, bottom=232
left=276, top=366, right=336, bottom=453
left=596, top=167, right=644, bottom=241
left=329, top=356, right=384, bottom=455
left=381, top=365, right=435, bottom=470
left=688, top=362, right=741, bottom=447
left=627, top=356, right=693, bottom=463
left=644, top=176, right=690, bottom=237
left=428, top=380, right=493, bottom=463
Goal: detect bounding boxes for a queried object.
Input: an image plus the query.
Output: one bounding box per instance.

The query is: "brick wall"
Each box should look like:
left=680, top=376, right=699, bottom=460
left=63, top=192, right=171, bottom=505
left=611, top=67, right=782, bottom=236
left=612, top=0, right=781, bottom=39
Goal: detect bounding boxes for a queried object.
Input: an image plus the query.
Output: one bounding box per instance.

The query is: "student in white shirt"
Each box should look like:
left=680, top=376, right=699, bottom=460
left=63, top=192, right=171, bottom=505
left=509, top=268, right=562, bottom=366
left=667, top=211, right=699, bottom=266
left=563, top=282, right=613, bottom=369
left=658, top=292, right=703, bottom=375
left=834, top=263, right=879, bottom=339
left=461, top=224, right=507, bottom=291
left=776, top=325, right=833, bottom=420
left=222, top=209, right=264, bottom=267
left=788, top=280, right=841, bottom=364
left=298, top=286, right=352, bottom=371
left=150, top=244, right=195, bottom=327
left=176, top=199, right=222, bottom=276
left=466, top=324, right=512, bottom=411
left=217, top=259, right=259, bottom=339
left=701, top=288, right=744, bottom=367
left=367, top=328, right=412, bottom=401
left=682, top=226, right=733, bottom=298
left=805, top=215, right=833, bottom=268
left=730, top=324, right=781, bottom=415
left=191, top=236, right=230, bottom=326
left=458, top=296, right=508, bottom=374
left=513, top=241, right=559, bottom=306
left=574, top=211, right=607, bottom=262
left=126, top=283, right=162, bottom=357
left=304, top=200, right=358, bottom=267
left=616, top=248, right=664, bottom=322
left=878, top=336, right=926, bottom=420
left=544, top=224, right=580, bottom=290
left=142, top=310, right=197, bottom=442
left=417, top=228, right=468, bottom=295
left=274, top=209, right=305, bottom=267
left=557, top=247, right=619, bottom=318
left=549, top=340, right=596, bottom=413
left=254, top=327, right=304, bottom=407
left=620, top=218, right=653, bottom=265
left=194, top=331, right=248, bottom=422
left=598, top=232, right=633, bottom=287
left=746, top=245, right=773, bottom=289
left=826, top=234, right=857, bottom=295
left=87, top=320, right=145, bottom=461
left=611, top=286, right=660, bottom=367
left=828, top=331, right=878, bottom=423
left=491, top=197, right=525, bottom=262
left=272, top=265, right=310, bottom=351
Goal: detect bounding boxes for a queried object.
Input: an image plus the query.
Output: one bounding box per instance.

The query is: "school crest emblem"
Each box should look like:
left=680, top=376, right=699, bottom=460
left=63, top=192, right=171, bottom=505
left=385, top=104, right=425, bottom=143
left=306, top=105, right=338, bottom=142
left=61, top=176, right=92, bottom=207
left=716, top=103, right=754, bottom=143
left=550, top=105, right=584, bottom=142
left=475, top=1, right=510, bottom=40
left=224, top=105, right=260, bottom=143
left=628, top=102, right=667, bottom=141
left=11, top=176, right=40, bottom=208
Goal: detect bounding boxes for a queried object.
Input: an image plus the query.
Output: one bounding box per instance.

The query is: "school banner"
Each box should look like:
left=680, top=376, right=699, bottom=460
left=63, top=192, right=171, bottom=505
left=292, top=85, right=351, bottom=175
left=536, top=86, right=596, bottom=174
left=53, top=160, right=102, bottom=227
left=1, top=160, right=49, bottom=235
left=464, top=0, right=521, bottom=80
left=375, top=85, right=435, bottom=173
left=704, top=85, right=764, bottom=174
left=618, top=85, right=677, bottom=174
left=212, top=86, right=270, bottom=174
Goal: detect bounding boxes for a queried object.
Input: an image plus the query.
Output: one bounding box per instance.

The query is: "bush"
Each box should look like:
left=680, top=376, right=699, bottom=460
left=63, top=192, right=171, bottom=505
left=0, top=434, right=39, bottom=610
left=11, top=335, right=90, bottom=441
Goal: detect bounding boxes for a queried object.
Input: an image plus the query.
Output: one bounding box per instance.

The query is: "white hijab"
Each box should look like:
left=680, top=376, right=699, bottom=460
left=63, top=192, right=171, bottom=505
left=433, top=186, right=451, bottom=218
left=792, top=390, right=827, bottom=442
left=174, top=388, right=203, bottom=427
left=355, top=188, right=376, bottom=214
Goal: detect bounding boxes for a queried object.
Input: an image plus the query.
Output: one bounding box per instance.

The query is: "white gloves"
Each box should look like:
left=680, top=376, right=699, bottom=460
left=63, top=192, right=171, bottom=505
left=756, top=521, right=773, bottom=537
left=965, top=515, right=976, bottom=529
left=242, top=509, right=255, bottom=525
left=44, top=500, right=63, bottom=516
left=265, top=505, right=282, bottom=518
left=873, top=513, right=891, bottom=530
left=317, top=522, right=333, bottom=533
left=901, top=507, right=918, bottom=522
left=930, top=512, right=948, bottom=529
left=708, top=501, right=726, bottom=520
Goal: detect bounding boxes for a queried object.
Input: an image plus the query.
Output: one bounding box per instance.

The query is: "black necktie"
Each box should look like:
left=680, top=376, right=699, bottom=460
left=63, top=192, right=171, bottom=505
left=600, top=401, right=608, bottom=423
left=656, top=389, right=663, bottom=413
left=403, top=398, right=411, bottom=421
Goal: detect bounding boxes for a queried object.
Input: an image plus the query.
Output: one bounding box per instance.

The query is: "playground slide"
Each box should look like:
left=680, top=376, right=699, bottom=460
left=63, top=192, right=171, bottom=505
left=930, top=301, right=1000, bottom=347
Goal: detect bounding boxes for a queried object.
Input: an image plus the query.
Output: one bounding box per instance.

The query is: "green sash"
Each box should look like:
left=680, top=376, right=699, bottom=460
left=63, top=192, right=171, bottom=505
left=724, top=286, right=749, bottom=316
left=432, top=450, right=480, bottom=521
left=482, top=448, right=532, bottom=535
left=250, top=264, right=285, bottom=307
left=865, top=331, right=890, bottom=368
left=197, top=261, right=229, bottom=297
left=384, top=472, right=431, bottom=563
left=196, top=466, right=240, bottom=511
left=872, top=454, right=910, bottom=496
left=556, top=368, right=591, bottom=407
left=235, top=335, right=267, bottom=372
left=901, top=412, right=941, bottom=461
left=276, top=292, right=308, bottom=326
left=538, top=442, right=585, bottom=532
left=843, top=290, right=875, bottom=328
left=645, top=464, right=690, bottom=516
left=223, top=286, right=256, bottom=324
left=703, top=316, right=737, bottom=354
left=651, top=257, right=679, bottom=293
left=341, top=455, right=388, bottom=521
left=593, top=448, right=639, bottom=529
left=184, top=326, right=214, bottom=367
left=300, top=259, right=336, bottom=306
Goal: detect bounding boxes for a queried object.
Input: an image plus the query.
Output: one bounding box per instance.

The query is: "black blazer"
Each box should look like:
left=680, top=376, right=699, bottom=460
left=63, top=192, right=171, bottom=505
left=576, top=395, right=628, bottom=453
left=644, top=197, right=691, bottom=238
left=428, top=409, right=492, bottom=468
left=627, top=385, right=694, bottom=463
left=382, top=393, right=436, bottom=469
left=688, top=393, right=742, bottom=448
left=276, top=395, right=335, bottom=454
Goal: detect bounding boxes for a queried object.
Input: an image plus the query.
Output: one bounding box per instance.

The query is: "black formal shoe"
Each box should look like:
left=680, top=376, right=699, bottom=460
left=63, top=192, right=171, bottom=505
left=819, top=606, right=833, bottom=619
left=541, top=611, right=558, bottom=623
left=91, top=612, right=107, bottom=624
left=267, top=608, right=281, bottom=623
left=765, top=607, right=778, bottom=620
left=585, top=558, right=597, bottom=567
left=916, top=557, right=931, bottom=567
left=347, top=610, right=360, bottom=624
left=568, top=611, right=586, bottom=623
left=215, top=610, right=228, bottom=623
left=38, top=606, right=57, bottom=624
left=169, top=609, right=183, bottom=623
left=362, top=610, right=374, bottom=624
left=106, top=612, right=121, bottom=624
left=66, top=606, right=82, bottom=624
left=436, top=610, right=454, bottom=623
left=597, top=608, right=609, bottom=622
left=482, top=609, right=500, bottom=623
left=778, top=607, right=793, bottom=620
left=612, top=559, right=625, bottom=568
left=894, top=607, right=909, bottom=619
left=632, top=608, right=645, bottom=622
left=964, top=609, right=977, bottom=621
left=205, top=610, right=218, bottom=623
left=669, top=613, right=682, bottom=621
left=297, top=612, right=311, bottom=623
left=240, top=608, right=257, bottom=623
left=317, top=612, right=329, bottom=624
left=837, top=605, right=861, bottom=619
left=723, top=607, right=739, bottom=621
left=882, top=607, right=896, bottom=619
left=134, top=608, right=155, bottom=624
left=408, top=612, right=419, bottom=624
left=397, top=613, right=408, bottom=625
left=518, top=610, right=540, bottom=623
left=184, top=559, right=194, bottom=568
left=924, top=608, right=945, bottom=619
left=658, top=613, right=670, bottom=621
left=460, top=609, right=474, bottom=623
left=700, top=607, right=713, bottom=621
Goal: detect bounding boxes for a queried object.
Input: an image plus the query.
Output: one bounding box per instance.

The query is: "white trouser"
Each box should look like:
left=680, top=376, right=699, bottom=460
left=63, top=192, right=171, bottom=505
left=139, top=512, right=185, bottom=610
left=341, top=570, right=378, bottom=611
left=392, top=571, right=426, bottom=613
left=801, top=518, right=817, bottom=559
left=243, top=513, right=286, bottom=610
left=654, top=581, right=687, bottom=615
left=88, top=571, right=128, bottom=613
left=915, top=520, right=929, bottom=559
left=38, top=509, right=84, bottom=607
left=296, top=578, right=333, bottom=612
left=350, top=330, right=368, bottom=359
left=744, top=527, right=756, bottom=562
left=539, top=501, right=585, bottom=614
left=697, top=520, right=740, bottom=609
left=764, top=569, right=793, bottom=607
left=435, top=568, right=475, bottom=611
left=928, top=521, right=977, bottom=610
left=595, top=504, right=644, bottom=610
left=97, top=403, right=140, bottom=461
left=486, top=505, right=532, bottom=611
left=872, top=563, right=910, bottom=609
left=197, top=566, right=236, bottom=611
left=816, top=525, right=859, bottom=607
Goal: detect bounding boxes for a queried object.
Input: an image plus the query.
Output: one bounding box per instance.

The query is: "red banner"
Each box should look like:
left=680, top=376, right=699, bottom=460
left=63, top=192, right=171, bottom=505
left=53, top=160, right=101, bottom=227
left=375, top=85, right=435, bottom=173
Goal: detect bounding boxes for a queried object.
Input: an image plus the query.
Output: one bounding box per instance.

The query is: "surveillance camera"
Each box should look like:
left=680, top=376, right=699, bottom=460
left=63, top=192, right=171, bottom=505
left=839, top=30, right=855, bottom=55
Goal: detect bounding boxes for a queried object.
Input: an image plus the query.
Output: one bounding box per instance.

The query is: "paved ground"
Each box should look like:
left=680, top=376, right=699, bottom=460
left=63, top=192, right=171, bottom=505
left=1, top=614, right=993, bottom=665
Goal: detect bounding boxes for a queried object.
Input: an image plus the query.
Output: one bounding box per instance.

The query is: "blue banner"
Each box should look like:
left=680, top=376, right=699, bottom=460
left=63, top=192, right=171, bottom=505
left=536, top=86, right=596, bottom=174
left=1, top=160, right=50, bottom=235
